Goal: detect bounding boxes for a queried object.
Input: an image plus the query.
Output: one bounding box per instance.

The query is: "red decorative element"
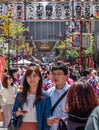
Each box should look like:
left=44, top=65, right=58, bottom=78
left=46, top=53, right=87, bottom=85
left=89, top=58, right=94, bottom=69
left=78, top=58, right=82, bottom=65
left=0, top=57, right=5, bottom=82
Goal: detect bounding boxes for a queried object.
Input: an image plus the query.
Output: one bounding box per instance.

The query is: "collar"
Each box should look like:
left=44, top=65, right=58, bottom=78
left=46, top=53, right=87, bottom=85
left=55, top=83, right=69, bottom=95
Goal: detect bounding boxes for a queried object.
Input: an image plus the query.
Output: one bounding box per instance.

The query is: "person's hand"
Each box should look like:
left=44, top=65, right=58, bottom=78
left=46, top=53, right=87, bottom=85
left=97, top=83, right=99, bottom=87
left=16, top=108, right=28, bottom=117
left=47, top=116, right=60, bottom=126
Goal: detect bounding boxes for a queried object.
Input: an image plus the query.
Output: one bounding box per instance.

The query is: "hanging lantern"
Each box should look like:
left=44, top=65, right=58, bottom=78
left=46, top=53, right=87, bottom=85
left=84, top=3, right=91, bottom=18
left=55, top=3, right=62, bottom=18
left=26, top=3, right=34, bottom=19
left=94, top=4, right=99, bottom=18
left=16, top=3, right=23, bottom=18
left=46, top=3, right=53, bottom=18
left=64, top=2, right=71, bottom=18
left=75, top=2, right=82, bottom=18
left=36, top=3, right=44, bottom=18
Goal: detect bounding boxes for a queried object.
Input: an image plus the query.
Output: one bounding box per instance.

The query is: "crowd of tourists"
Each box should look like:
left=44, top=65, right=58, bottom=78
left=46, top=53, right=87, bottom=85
left=0, top=61, right=99, bottom=130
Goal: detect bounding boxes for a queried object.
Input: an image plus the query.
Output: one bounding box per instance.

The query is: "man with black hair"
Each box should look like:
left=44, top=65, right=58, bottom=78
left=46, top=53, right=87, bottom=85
left=47, top=61, right=70, bottom=130
left=78, top=69, right=91, bottom=82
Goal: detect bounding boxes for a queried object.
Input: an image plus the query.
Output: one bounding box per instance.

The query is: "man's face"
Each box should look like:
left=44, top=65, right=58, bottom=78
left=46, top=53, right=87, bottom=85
left=52, top=69, right=66, bottom=88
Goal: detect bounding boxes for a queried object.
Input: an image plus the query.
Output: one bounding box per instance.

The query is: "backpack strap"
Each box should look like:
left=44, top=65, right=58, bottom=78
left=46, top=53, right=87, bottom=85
left=51, top=89, right=68, bottom=115
left=57, top=119, right=67, bottom=130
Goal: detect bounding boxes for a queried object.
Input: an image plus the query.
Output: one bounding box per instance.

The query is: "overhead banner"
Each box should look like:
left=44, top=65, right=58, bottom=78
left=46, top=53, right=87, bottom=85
left=0, top=56, right=5, bottom=82
left=0, top=2, right=99, bottom=20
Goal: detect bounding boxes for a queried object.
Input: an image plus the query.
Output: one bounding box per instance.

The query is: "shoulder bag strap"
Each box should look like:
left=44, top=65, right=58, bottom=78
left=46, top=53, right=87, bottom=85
left=57, top=119, right=67, bottom=130
left=51, top=90, right=68, bottom=115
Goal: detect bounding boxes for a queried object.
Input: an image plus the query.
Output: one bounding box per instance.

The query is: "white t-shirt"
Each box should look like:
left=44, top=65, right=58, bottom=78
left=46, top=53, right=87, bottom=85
left=23, top=94, right=37, bottom=122
left=0, top=86, right=17, bottom=105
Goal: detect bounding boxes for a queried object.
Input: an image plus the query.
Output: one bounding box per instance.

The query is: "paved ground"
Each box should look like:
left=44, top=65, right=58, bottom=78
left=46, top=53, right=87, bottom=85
left=0, top=121, right=7, bottom=129
left=0, top=127, right=7, bottom=129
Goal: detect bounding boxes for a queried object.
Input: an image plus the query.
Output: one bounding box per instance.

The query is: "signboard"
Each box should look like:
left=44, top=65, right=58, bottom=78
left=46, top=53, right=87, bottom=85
left=96, top=34, right=99, bottom=50
left=72, top=33, right=80, bottom=47
left=82, top=33, right=91, bottom=48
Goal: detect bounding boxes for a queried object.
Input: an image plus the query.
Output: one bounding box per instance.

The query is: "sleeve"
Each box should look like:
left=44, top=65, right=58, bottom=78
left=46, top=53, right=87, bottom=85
left=43, top=95, right=51, bottom=130
left=85, top=107, right=99, bottom=130
left=12, top=92, right=21, bottom=116
left=85, top=116, right=99, bottom=130
left=0, top=89, right=7, bottom=106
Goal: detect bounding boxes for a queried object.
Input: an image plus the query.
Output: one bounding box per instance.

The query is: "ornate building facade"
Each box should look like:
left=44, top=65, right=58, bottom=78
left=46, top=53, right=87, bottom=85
left=0, top=0, right=99, bottom=65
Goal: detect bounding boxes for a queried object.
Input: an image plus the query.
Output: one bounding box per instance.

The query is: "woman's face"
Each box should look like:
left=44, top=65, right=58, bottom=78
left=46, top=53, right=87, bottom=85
left=26, top=71, right=40, bottom=88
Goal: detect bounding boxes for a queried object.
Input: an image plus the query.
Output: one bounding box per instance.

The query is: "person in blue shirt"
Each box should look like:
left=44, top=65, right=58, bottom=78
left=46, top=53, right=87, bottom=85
left=12, top=65, right=51, bottom=130
left=47, top=61, right=70, bottom=130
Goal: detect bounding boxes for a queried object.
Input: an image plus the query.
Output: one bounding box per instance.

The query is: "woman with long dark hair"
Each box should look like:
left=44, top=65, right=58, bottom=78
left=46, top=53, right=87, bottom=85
left=12, top=65, right=51, bottom=130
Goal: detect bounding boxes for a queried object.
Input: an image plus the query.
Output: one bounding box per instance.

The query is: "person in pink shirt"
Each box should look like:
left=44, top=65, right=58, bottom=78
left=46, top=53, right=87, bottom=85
left=43, top=70, right=55, bottom=91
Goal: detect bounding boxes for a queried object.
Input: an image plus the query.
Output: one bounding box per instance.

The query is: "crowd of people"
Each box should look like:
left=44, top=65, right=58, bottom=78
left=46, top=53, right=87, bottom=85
left=0, top=61, right=99, bottom=130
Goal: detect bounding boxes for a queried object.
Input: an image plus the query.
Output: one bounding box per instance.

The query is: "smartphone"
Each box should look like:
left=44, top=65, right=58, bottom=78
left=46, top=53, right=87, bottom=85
left=21, top=110, right=27, bottom=113
left=48, top=116, right=59, bottom=120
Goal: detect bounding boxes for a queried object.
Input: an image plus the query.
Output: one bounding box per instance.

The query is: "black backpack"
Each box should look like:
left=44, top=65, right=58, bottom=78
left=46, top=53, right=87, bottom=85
left=57, top=116, right=87, bottom=130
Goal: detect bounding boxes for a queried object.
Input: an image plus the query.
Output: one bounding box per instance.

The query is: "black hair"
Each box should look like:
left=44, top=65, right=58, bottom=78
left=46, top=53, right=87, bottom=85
left=51, top=61, right=68, bottom=75
left=8, top=67, right=18, bottom=74
left=29, top=63, right=36, bottom=67
left=8, top=67, right=18, bottom=81
left=83, top=69, right=91, bottom=77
